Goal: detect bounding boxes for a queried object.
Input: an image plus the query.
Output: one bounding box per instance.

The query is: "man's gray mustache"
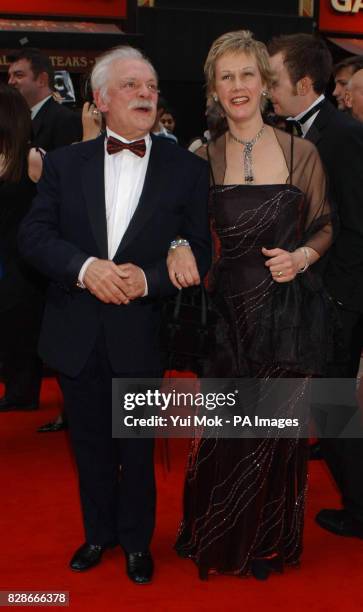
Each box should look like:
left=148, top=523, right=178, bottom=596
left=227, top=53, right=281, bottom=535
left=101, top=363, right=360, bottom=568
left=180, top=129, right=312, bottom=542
left=128, top=100, right=155, bottom=110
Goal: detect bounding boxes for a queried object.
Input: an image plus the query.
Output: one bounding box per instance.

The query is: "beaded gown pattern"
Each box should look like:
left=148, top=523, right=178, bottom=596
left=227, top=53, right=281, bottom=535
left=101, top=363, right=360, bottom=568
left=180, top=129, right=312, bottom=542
left=175, top=129, right=333, bottom=576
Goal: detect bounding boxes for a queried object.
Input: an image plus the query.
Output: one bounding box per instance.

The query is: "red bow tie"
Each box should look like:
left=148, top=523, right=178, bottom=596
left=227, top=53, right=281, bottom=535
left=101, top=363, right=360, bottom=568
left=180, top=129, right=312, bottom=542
left=106, top=136, right=146, bottom=158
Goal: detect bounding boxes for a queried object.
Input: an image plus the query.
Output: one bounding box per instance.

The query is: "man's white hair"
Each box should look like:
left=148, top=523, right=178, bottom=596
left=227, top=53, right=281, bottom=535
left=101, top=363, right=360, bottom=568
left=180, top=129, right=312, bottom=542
left=91, top=46, right=157, bottom=101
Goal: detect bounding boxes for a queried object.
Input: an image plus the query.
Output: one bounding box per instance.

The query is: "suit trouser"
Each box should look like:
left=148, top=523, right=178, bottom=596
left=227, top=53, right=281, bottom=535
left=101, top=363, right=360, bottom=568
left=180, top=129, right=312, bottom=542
left=319, top=307, right=363, bottom=522
left=0, top=300, right=43, bottom=404
left=59, top=331, right=159, bottom=552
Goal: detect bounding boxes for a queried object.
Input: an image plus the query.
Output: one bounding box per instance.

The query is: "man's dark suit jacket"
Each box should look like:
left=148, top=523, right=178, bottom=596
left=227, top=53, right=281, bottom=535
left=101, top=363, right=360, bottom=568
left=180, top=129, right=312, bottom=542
left=32, top=97, right=82, bottom=151
left=305, top=100, right=363, bottom=314
left=18, top=134, right=211, bottom=377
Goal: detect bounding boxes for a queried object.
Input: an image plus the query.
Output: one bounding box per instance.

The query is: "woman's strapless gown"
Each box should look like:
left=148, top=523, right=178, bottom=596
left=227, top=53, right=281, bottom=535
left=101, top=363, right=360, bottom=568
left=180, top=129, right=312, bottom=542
left=175, top=184, right=309, bottom=577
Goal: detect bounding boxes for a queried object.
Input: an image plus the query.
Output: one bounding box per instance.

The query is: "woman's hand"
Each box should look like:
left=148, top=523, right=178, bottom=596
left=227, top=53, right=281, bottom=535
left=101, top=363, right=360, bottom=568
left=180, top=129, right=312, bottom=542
left=82, top=102, right=102, bottom=141
left=167, top=246, right=200, bottom=290
left=262, top=247, right=306, bottom=283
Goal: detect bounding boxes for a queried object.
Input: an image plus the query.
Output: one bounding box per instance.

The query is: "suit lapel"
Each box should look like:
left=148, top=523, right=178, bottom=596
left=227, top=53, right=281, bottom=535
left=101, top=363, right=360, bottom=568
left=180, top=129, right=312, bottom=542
left=32, top=106, right=45, bottom=142
left=304, top=122, right=321, bottom=145
left=81, top=135, right=108, bottom=259
left=32, top=113, right=42, bottom=141
left=113, top=134, right=167, bottom=259
left=31, top=97, right=52, bottom=141
left=304, top=100, right=332, bottom=145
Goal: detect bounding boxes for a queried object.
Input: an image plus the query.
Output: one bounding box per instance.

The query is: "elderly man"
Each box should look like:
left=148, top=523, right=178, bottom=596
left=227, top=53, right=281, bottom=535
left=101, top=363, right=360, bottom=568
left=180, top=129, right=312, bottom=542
left=19, top=46, right=211, bottom=583
left=345, top=68, right=363, bottom=122
left=268, top=34, right=363, bottom=542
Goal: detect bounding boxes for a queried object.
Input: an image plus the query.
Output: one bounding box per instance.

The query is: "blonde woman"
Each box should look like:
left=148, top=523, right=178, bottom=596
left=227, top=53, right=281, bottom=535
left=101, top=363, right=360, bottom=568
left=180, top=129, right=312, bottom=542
left=168, top=31, right=336, bottom=580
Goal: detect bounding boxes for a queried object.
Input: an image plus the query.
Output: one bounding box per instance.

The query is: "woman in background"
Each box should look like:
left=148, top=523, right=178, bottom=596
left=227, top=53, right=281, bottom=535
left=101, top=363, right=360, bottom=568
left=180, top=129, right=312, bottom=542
left=0, top=84, right=43, bottom=412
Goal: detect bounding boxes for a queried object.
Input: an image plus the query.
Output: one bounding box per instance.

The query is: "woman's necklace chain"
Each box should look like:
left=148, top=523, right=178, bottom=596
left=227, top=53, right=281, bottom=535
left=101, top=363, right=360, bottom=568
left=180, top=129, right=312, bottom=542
left=229, top=125, right=265, bottom=184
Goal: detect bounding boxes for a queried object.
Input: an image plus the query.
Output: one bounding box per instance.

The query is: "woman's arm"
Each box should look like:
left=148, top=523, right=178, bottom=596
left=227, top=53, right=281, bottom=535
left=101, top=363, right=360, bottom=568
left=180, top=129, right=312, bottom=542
left=262, top=245, right=320, bottom=283
left=28, top=147, right=44, bottom=183
left=263, top=142, right=332, bottom=283
left=167, top=242, right=200, bottom=290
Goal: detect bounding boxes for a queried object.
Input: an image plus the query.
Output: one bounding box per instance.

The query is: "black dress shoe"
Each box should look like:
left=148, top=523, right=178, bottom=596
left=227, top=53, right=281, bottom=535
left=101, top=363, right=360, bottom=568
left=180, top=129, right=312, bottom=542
left=198, top=565, right=209, bottom=580
left=0, top=397, right=38, bottom=412
left=316, top=509, right=363, bottom=539
left=37, top=419, right=67, bottom=433
left=125, top=551, right=153, bottom=584
left=251, top=555, right=284, bottom=580
left=309, top=442, right=323, bottom=461
left=251, top=559, right=271, bottom=581
left=70, top=543, right=110, bottom=571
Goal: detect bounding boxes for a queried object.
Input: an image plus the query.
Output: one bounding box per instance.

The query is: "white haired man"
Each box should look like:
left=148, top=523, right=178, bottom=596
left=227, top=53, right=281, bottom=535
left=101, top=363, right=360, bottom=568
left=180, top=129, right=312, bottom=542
left=19, top=46, right=211, bottom=583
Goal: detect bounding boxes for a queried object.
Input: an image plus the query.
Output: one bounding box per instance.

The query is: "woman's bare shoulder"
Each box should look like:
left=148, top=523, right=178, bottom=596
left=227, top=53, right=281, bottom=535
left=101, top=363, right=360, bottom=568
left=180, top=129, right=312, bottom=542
left=27, top=147, right=44, bottom=183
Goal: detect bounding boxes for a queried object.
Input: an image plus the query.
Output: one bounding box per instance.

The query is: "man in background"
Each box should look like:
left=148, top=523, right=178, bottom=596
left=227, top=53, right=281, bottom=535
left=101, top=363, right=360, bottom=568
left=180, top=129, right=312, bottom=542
left=8, top=48, right=82, bottom=151
left=332, top=55, right=363, bottom=111
left=151, top=95, right=177, bottom=143
left=345, top=68, right=363, bottom=122
left=268, top=34, right=363, bottom=542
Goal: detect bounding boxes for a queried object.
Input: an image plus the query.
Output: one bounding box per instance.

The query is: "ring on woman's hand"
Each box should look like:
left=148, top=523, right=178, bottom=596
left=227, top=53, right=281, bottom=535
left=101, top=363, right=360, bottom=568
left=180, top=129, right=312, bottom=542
left=277, top=271, right=283, bottom=277
left=92, top=109, right=99, bottom=115
left=175, top=273, right=183, bottom=278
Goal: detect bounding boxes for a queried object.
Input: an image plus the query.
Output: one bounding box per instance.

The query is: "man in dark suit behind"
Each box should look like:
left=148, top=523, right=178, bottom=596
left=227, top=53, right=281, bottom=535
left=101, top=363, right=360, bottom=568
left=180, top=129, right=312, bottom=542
left=2, top=49, right=82, bottom=421
left=269, top=34, right=363, bottom=541
left=8, top=48, right=82, bottom=151
left=19, top=46, right=211, bottom=583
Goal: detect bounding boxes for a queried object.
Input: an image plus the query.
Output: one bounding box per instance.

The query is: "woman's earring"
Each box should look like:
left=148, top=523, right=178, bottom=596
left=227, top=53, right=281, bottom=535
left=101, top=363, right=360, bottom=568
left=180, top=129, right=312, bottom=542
left=261, top=90, right=268, bottom=98
left=213, top=94, right=218, bottom=103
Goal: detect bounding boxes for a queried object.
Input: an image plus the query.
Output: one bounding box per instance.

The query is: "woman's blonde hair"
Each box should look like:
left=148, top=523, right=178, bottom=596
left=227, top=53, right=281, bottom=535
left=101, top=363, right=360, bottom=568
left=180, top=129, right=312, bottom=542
left=204, top=30, right=274, bottom=96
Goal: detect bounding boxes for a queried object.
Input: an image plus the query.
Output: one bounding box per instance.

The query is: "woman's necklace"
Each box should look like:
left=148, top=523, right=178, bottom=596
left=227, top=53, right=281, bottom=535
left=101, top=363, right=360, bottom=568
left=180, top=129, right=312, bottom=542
left=229, top=125, right=265, bottom=184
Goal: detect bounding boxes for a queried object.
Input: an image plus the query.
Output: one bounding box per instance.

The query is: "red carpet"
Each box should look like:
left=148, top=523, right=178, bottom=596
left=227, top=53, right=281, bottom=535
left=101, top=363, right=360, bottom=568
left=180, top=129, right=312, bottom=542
left=1, top=377, right=363, bottom=612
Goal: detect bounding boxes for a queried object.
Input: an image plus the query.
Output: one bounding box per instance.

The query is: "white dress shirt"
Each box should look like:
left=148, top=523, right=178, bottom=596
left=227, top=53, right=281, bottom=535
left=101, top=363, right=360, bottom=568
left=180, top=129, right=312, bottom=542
left=78, top=129, right=152, bottom=292
left=104, top=128, right=151, bottom=259
left=289, top=94, right=325, bottom=138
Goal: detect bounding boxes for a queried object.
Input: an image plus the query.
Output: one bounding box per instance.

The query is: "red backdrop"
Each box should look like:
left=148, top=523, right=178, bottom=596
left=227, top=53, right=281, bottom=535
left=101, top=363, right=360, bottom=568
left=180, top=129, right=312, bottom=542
left=319, top=0, right=363, bottom=34
left=0, top=0, right=127, bottom=19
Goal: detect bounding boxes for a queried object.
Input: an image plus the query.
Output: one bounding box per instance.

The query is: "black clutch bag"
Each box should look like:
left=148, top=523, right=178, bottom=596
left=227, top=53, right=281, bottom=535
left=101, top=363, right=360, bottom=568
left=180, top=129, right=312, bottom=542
left=160, top=284, right=217, bottom=375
